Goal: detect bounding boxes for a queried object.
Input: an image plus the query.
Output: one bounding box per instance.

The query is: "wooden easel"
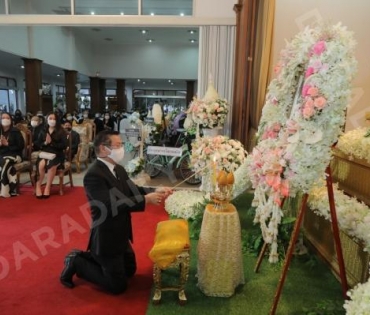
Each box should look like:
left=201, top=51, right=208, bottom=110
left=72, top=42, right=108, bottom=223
left=254, top=166, right=348, bottom=315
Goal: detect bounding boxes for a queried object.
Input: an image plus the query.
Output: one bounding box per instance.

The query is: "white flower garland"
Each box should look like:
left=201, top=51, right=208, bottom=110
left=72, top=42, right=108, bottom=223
left=164, top=190, right=206, bottom=219
left=308, top=185, right=370, bottom=314
left=248, top=23, right=357, bottom=263
left=336, top=128, right=370, bottom=163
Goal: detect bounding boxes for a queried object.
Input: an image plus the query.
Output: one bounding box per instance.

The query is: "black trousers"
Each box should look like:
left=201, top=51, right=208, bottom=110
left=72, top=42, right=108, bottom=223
left=74, top=242, right=137, bottom=294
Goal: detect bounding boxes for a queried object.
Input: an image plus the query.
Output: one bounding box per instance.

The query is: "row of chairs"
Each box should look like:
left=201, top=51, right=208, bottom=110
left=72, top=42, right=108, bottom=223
left=14, top=122, right=96, bottom=195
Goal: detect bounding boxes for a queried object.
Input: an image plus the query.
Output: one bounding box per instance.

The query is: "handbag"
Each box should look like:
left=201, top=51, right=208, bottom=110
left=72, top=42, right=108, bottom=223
left=39, top=151, right=56, bottom=160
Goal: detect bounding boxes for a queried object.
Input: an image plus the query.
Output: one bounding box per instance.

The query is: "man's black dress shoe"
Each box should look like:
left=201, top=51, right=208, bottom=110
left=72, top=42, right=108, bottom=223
left=60, top=253, right=79, bottom=288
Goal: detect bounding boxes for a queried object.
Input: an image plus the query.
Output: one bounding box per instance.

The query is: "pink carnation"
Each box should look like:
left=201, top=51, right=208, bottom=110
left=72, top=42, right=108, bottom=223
left=305, top=67, right=315, bottom=78
left=302, top=104, right=315, bottom=119
left=302, top=84, right=312, bottom=97
left=312, top=41, right=326, bottom=55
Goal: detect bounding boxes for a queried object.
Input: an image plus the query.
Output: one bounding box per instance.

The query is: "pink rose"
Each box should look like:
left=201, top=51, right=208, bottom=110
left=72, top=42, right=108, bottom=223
left=286, top=119, right=298, bottom=134
left=308, top=87, right=319, bottom=97
left=314, top=96, right=327, bottom=109
left=305, top=67, right=315, bottom=78
left=312, top=41, right=326, bottom=55
left=302, top=104, right=315, bottom=119
left=304, top=98, right=314, bottom=108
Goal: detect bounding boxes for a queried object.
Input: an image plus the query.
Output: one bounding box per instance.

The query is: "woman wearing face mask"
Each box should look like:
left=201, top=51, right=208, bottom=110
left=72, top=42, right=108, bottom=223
left=34, top=112, right=68, bottom=199
left=0, top=112, right=25, bottom=197
left=103, top=112, right=114, bottom=131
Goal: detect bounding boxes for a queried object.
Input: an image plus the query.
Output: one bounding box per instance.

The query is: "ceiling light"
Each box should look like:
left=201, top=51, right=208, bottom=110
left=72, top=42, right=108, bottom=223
left=188, top=30, right=196, bottom=34
left=20, top=65, right=24, bottom=69
left=56, top=74, right=61, bottom=77
left=171, top=82, right=174, bottom=85
left=143, top=81, right=146, bottom=84
left=180, top=13, right=184, bottom=16
left=137, top=79, right=141, bottom=82
left=150, top=12, right=155, bottom=16
left=168, top=79, right=171, bottom=83
left=90, top=11, right=95, bottom=15
left=190, top=39, right=197, bottom=43
left=141, top=30, right=148, bottom=34
left=147, top=39, right=154, bottom=43
left=120, top=12, right=124, bottom=15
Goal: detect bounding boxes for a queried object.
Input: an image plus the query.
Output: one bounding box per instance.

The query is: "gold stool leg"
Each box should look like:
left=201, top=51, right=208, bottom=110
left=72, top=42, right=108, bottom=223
left=152, top=264, right=162, bottom=305
left=178, top=252, right=190, bottom=305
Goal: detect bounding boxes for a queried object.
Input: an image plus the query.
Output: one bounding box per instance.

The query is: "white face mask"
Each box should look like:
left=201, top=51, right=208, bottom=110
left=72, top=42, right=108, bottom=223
left=48, top=119, right=56, bottom=127
left=66, top=116, right=72, bottom=121
left=1, top=118, right=11, bottom=127
left=105, top=146, right=125, bottom=164
left=31, top=121, right=39, bottom=127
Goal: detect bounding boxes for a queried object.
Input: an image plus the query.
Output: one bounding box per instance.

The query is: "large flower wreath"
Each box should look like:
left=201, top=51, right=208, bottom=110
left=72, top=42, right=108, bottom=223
left=248, top=23, right=357, bottom=263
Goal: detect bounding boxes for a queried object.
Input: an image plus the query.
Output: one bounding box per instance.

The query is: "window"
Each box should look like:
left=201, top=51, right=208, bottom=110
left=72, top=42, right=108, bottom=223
left=75, top=0, right=138, bottom=15
left=0, top=77, right=18, bottom=113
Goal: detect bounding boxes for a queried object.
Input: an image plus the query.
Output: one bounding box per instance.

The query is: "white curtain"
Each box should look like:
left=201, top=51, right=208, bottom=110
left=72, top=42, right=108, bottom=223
left=198, top=26, right=236, bottom=137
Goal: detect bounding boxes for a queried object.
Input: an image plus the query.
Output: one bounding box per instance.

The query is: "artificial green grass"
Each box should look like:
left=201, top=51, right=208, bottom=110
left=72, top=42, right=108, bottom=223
left=146, top=192, right=345, bottom=315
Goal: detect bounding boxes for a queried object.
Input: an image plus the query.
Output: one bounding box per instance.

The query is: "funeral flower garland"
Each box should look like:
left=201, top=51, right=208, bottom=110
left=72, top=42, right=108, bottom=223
left=187, top=98, right=229, bottom=128
left=248, top=23, right=357, bottom=263
left=190, top=135, right=246, bottom=174
left=335, top=127, right=370, bottom=163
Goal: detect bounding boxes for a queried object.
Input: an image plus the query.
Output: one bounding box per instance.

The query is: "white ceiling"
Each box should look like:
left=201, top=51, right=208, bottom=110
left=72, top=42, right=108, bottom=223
left=0, top=0, right=199, bottom=89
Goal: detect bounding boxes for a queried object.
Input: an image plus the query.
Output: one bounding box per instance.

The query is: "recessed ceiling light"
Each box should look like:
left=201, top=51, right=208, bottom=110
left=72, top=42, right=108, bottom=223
left=90, top=11, right=95, bottom=15
left=143, top=81, right=146, bottom=84
left=150, top=12, right=155, bottom=16
left=137, top=79, right=141, bottom=82
left=190, top=39, right=197, bottom=43
left=120, top=12, right=124, bottom=15
left=20, top=65, right=24, bottom=69
left=56, top=74, right=61, bottom=77
left=171, top=82, right=174, bottom=85
left=168, top=79, right=171, bottom=83
left=188, top=30, right=196, bottom=34
left=147, top=39, right=154, bottom=43
left=141, top=30, right=148, bottom=34
left=180, top=13, right=184, bottom=16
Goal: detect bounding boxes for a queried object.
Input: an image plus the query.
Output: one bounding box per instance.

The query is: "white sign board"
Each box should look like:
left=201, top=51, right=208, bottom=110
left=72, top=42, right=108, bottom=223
left=124, top=128, right=140, bottom=137
left=147, top=146, right=183, bottom=157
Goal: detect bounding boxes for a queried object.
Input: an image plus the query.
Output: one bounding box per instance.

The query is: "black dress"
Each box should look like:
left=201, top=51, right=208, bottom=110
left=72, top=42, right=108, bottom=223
left=35, top=127, right=68, bottom=171
left=0, top=126, right=25, bottom=197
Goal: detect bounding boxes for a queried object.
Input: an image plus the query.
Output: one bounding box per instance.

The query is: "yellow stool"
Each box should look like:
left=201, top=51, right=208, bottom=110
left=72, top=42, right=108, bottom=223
left=148, top=219, right=190, bottom=305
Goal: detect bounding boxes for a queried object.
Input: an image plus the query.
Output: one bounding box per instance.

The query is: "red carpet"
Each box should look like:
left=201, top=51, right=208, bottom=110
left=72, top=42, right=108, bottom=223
left=0, top=185, right=168, bottom=315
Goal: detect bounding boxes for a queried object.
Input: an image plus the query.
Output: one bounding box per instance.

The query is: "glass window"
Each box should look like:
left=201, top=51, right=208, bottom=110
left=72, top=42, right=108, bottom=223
left=142, top=0, right=192, bottom=16
left=9, top=0, right=71, bottom=14
left=0, top=89, right=9, bottom=112
left=0, top=0, right=5, bottom=14
left=106, top=89, right=116, bottom=96
left=75, top=0, right=138, bottom=15
left=80, top=88, right=90, bottom=95
left=8, top=89, right=17, bottom=113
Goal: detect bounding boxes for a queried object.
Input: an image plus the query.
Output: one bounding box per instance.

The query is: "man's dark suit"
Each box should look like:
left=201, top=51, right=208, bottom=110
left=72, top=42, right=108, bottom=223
left=73, top=159, right=153, bottom=294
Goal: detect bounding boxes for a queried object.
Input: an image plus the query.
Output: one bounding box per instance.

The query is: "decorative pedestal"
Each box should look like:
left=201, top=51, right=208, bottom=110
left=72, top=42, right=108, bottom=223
left=197, top=203, right=245, bottom=297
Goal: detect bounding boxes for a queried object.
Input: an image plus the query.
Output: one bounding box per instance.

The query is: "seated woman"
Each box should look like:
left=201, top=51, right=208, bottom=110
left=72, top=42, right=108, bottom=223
left=34, top=112, right=67, bottom=199
left=0, top=112, right=25, bottom=197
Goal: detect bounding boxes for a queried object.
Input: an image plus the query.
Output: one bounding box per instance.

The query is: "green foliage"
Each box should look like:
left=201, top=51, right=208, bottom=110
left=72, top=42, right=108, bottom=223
left=302, top=300, right=345, bottom=315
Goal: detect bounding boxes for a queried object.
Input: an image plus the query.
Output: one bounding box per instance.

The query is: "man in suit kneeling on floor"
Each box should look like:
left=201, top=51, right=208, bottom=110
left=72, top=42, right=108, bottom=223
left=60, top=130, right=172, bottom=294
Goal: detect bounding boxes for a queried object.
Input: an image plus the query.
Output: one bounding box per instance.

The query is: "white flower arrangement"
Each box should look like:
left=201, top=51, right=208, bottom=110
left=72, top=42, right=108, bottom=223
left=164, top=190, right=206, bottom=219
left=187, top=98, right=229, bottom=129
left=190, top=135, right=246, bottom=174
left=307, top=184, right=370, bottom=314
left=335, top=128, right=370, bottom=163
left=248, top=23, right=357, bottom=263
left=124, top=157, right=145, bottom=177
